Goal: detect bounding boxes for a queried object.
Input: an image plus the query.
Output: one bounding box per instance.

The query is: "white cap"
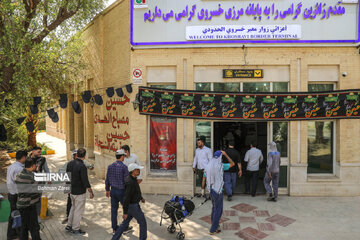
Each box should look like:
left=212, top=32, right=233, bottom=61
left=128, top=163, right=144, bottom=172
left=115, top=149, right=126, bottom=156
left=72, top=149, right=78, bottom=155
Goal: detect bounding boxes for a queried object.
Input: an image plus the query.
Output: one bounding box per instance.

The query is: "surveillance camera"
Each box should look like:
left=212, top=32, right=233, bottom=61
left=342, top=72, right=347, bottom=77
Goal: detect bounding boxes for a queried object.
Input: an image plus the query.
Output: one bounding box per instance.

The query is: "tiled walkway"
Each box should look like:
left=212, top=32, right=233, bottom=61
left=199, top=202, right=295, bottom=239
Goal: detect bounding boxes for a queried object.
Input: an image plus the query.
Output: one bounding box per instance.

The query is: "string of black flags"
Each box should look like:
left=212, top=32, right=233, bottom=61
left=0, top=84, right=133, bottom=142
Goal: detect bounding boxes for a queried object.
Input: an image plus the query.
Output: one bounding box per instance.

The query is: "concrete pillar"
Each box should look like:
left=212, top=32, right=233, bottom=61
left=66, top=94, right=75, bottom=160
left=84, top=98, right=95, bottom=158
left=74, top=99, right=84, bottom=149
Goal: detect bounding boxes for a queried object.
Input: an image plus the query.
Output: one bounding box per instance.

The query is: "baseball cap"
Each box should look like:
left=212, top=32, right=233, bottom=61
left=115, top=149, right=126, bottom=156
left=214, top=150, right=222, bottom=158
left=72, top=149, right=78, bottom=155
left=128, top=163, right=144, bottom=172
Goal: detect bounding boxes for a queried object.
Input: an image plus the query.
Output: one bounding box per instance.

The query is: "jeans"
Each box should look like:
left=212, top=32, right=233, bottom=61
left=244, top=170, right=259, bottom=196
left=224, top=172, right=237, bottom=197
left=264, top=172, right=279, bottom=198
left=112, top=204, right=147, bottom=240
left=7, top=194, right=21, bottom=240
left=210, top=189, right=223, bottom=233
left=110, top=188, right=125, bottom=231
left=19, top=205, right=41, bottom=240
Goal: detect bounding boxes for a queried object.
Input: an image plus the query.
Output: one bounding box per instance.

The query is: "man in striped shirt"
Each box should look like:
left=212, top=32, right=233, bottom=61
left=15, top=157, right=41, bottom=240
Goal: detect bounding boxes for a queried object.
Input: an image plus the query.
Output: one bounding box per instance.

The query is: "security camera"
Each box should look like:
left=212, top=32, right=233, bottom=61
left=342, top=72, right=347, bottom=77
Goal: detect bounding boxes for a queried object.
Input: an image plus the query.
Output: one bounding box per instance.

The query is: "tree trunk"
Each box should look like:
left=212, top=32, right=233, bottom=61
left=27, top=131, right=37, bottom=147
left=27, top=111, right=39, bottom=147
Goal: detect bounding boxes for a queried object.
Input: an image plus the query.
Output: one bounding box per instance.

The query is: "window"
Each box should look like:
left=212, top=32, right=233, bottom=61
left=308, top=84, right=334, bottom=92
left=150, top=84, right=176, bottom=89
left=195, top=83, right=211, bottom=91
left=150, top=117, right=177, bottom=173
left=273, top=122, right=288, bottom=157
left=243, top=82, right=270, bottom=92
left=195, top=121, right=211, bottom=148
left=307, top=83, right=335, bottom=174
left=307, top=121, right=334, bottom=174
left=214, top=83, right=240, bottom=92
left=273, top=82, right=289, bottom=92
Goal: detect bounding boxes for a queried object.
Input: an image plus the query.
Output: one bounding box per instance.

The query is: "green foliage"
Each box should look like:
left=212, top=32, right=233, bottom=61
left=0, top=121, right=28, bottom=152
left=36, top=142, right=53, bottom=152
left=0, top=0, right=106, bottom=148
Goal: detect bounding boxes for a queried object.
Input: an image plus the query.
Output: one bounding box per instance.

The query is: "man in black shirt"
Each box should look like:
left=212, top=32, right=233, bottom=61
left=112, top=163, right=147, bottom=240
left=223, top=141, right=242, bottom=201
left=65, top=148, right=94, bottom=235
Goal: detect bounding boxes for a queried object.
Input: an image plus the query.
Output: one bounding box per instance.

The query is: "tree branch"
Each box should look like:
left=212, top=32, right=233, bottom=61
left=32, top=0, right=81, bottom=44
left=22, top=0, right=41, bottom=33
left=42, top=0, right=48, bottom=28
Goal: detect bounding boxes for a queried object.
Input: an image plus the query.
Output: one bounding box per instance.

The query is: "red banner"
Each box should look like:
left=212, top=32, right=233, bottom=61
left=150, top=117, right=176, bottom=171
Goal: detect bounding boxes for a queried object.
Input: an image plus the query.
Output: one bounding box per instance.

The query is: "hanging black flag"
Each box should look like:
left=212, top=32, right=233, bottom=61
left=25, top=122, right=35, bottom=132
left=82, top=91, right=92, bottom=103
left=116, top=88, right=124, bottom=97
left=126, top=84, right=133, bottom=93
left=106, top=87, right=115, bottom=98
left=30, top=105, right=39, bottom=115
left=33, top=96, right=42, bottom=106
left=94, top=94, right=103, bottom=105
left=59, top=94, right=68, bottom=109
left=16, top=117, right=26, bottom=125
left=47, top=108, right=59, bottom=123
left=0, top=124, right=6, bottom=141
left=72, top=101, right=81, bottom=114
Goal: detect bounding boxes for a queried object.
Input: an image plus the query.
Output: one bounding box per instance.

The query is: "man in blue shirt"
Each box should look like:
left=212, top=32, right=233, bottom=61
left=204, top=150, right=235, bottom=235
left=6, top=150, right=27, bottom=240
left=105, top=149, right=133, bottom=234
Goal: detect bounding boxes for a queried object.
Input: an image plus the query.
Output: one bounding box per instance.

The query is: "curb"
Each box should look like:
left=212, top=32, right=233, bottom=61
left=8, top=150, right=55, bottom=158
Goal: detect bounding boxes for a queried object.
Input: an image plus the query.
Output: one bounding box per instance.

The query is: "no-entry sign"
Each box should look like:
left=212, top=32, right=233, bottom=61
left=132, top=68, right=142, bottom=84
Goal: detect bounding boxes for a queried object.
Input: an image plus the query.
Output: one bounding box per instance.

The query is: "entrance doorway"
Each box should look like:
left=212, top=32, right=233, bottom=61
left=214, top=122, right=268, bottom=194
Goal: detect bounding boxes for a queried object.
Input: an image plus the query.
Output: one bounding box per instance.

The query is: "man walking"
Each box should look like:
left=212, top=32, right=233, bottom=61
left=204, top=150, right=234, bottom=235
left=122, top=145, right=142, bottom=184
left=264, top=142, right=281, bottom=202
left=30, top=146, right=49, bottom=223
left=193, top=137, right=212, bottom=198
left=7, top=150, right=27, bottom=240
left=66, top=148, right=94, bottom=235
left=112, top=163, right=147, bottom=240
left=105, top=149, right=133, bottom=234
left=223, top=141, right=242, bottom=201
left=60, top=149, right=94, bottom=224
left=244, top=142, right=264, bottom=197
left=15, top=157, right=42, bottom=240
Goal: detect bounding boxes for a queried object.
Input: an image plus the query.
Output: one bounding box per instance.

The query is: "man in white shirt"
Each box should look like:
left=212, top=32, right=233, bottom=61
left=193, top=138, right=212, bottom=198
left=6, top=150, right=27, bottom=240
left=122, top=145, right=142, bottom=184
left=244, top=142, right=264, bottom=197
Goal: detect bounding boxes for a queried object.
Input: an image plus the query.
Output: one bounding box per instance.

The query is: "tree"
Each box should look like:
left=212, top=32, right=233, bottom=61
left=0, top=0, right=105, bottom=148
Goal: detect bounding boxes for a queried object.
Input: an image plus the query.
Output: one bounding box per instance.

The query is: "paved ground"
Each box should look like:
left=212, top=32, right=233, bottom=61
left=1, top=133, right=360, bottom=240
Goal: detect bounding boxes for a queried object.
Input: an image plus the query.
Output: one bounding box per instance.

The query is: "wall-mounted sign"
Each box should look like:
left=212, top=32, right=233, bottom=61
left=132, top=68, right=143, bottom=84
left=131, top=0, right=359, bottom=46
left=186, top=25, right=301, bottom=40
left=223, top=69, right=263, bottom=78
left=134, top=0, right=148, bottom=9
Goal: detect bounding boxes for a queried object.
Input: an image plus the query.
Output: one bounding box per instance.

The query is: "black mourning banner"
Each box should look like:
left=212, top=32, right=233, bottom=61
left=138, top=87, right=360, bottom=121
